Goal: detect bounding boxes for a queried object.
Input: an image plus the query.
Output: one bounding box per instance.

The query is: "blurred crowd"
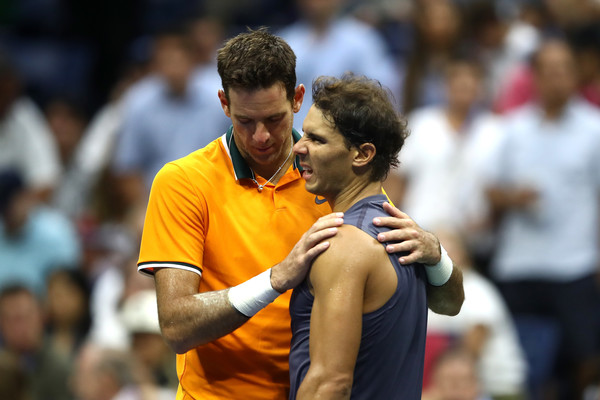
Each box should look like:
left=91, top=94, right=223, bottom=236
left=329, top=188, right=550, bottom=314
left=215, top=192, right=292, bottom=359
left=1, top=0, right=600, bottom=399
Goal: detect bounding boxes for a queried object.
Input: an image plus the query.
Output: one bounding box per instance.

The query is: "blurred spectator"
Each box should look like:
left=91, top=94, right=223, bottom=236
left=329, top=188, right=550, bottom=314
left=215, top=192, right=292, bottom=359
left=120, top=290, right=177, bottom=389
left=400, top=0, right=465, bottom=114
left=277, top=0, right=400, bottom=131
left=425, top=231, right=527, bottom=400
left=185, top=15, right=225, bottom=66
left=0, top=284, right=73, bottom=400
left=484, top=39, right=600, bottom=400
left=44, top=96, right=91, bottom=218
left=570, top=24, right=600, bottom=108
left=386, top=56, right=502, bottom=264
left=45, top=268, right=92, bottom=362
left=463, top=0, right=541, bottom=106
left=0, top=52, right=62, bottom=202
left=0, top=169, right=80, bottom=294
left=87, top=225, right=137, bottom=350
left=111, top=26, right=229, bottom=213
left=543, top=0, right=600, bottom=32
left=71, top=342, right=175, bottom=400
left=60, top=39, right=156, bottom=233
left=0, top=350, right=28, bottom=400
left=422, top=347, right=491, bottom=400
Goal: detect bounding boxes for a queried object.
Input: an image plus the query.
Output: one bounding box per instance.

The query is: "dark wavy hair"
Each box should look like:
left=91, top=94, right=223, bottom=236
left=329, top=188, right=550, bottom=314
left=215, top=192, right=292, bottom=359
left=312, top=74, right=409, bottom=181
left=217, top=27, right=296, bottom=102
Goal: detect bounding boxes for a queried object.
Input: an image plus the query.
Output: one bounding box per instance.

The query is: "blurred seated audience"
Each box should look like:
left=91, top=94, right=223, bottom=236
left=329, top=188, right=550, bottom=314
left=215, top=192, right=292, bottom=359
left=484, top=38, right=600, bottom=399
left=0, top=350, right=28, bottom=400
left=277, top=0, right=400, bottom=131
left=45, top=268, right=92, bottom=362
left=399, top=0, right=465, bottom=114
left=422, top=347, right=492, bottom=400
left=0, top=51, right=62, bottom=203
left=424, top=231, right=527, bottom=400
left=385, top=56, right=502, bottom=265
left=0, top=169, right=80, bottom=294
left=462, top=0, right=541, bottom=107
left=86, top=226, right=138, bottom=351
left=0, top=284, right=73, bottom=400
left=71, top=342, right=176, bottom=400
left=120, top=290, right=178, bottom=389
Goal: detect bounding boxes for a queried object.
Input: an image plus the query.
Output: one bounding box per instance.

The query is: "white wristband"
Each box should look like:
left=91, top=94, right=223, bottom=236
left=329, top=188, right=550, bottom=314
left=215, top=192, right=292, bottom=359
left=228, top=268, right=281, bottom=317
left=425, top=245, right=453, bottom=286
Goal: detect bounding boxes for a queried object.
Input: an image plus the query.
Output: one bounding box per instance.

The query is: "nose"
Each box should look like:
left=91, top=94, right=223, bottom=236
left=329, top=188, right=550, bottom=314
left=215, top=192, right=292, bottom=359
left=254, top=122, right=270, bottom=145
left=293, top=136, right=307, bottom=156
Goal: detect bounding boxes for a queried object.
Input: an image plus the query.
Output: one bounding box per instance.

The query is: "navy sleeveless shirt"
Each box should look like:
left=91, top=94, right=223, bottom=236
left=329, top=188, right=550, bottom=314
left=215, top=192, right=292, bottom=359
left=288, top=194, right=428, bottom=399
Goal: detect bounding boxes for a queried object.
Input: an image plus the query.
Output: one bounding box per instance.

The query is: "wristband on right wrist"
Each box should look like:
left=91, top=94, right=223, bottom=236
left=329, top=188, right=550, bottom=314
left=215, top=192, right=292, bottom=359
left=424, top=244, right=453, bottom=286
left=227, top=268, right=281, bottom=318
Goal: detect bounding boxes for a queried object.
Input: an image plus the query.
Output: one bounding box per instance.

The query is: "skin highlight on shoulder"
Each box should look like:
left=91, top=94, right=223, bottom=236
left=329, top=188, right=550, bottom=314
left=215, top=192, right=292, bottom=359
left=308, top=224, right=397, bottom=314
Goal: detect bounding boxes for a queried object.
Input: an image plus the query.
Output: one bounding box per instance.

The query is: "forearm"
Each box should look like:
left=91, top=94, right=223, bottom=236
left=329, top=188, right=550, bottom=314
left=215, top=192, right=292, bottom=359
left=426, top=266, right=464, bottom=316
left=158, top=289, right=249, bottom=353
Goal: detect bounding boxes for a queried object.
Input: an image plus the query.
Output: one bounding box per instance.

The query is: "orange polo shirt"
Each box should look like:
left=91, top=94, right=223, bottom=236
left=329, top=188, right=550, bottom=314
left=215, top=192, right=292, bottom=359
left=138, top=127, right=330, bottom=399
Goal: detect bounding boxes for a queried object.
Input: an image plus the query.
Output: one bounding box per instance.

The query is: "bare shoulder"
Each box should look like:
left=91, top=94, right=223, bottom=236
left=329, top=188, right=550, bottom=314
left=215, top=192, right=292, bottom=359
left=310, top=224, right=384, bottom=282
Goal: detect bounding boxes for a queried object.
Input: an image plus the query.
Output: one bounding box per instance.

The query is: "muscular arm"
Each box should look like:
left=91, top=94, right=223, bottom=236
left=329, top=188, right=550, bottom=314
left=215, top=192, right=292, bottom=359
left=155, top=268, right=247, bottom=353
left=296, top=229, right=369, bottom=400
left=154, top=213, right=344, bottom=354
left=373, top=202, right=464, bottom=316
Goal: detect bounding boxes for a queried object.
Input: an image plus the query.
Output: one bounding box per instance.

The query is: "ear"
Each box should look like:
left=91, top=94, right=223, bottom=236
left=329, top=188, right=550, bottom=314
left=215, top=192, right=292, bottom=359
left=218, top=89, right=231, bottom=118
left=353, top=143, right=376, bottom=168
left=292, top=84, right=305, bottom=113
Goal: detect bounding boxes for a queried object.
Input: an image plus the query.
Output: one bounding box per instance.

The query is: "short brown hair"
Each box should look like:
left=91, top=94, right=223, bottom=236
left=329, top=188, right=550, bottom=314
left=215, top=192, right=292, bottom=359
left=312, top=74, right=408, bottom=181
left=217, top=27, right=297, bottom=102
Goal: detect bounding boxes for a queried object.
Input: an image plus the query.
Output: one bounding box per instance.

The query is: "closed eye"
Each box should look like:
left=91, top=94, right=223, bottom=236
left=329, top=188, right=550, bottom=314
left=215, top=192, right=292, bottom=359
left=306, top=133, right=326, bottom=144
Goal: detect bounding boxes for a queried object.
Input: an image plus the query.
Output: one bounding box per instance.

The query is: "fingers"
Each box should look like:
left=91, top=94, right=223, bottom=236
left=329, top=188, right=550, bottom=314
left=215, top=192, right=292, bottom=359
left=303, top=241, right=331, bottom=264
left=376, top=226, right=420, bottom=244
left=313, top=212, right=344, bottom=230
left=384, top=240, right=423, bottom=265
left=385, top=238, right=440, bottom=265
left=373, top=204, right=413, bottom=229
left=305, top=212, right=344, bottom=244
left=381, top=202, right=409, bottom=219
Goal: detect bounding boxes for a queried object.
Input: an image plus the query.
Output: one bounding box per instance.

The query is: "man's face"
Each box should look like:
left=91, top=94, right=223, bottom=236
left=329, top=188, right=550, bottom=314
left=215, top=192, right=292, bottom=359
left=0, top=291, right=43, bottom=353
left=219, top=83, right=304, bottom=172
left=294, top=105, right=356, bottom=198
left=534, top=42, right=578, bottom=109
left=445, top=63, right=482, bottom=112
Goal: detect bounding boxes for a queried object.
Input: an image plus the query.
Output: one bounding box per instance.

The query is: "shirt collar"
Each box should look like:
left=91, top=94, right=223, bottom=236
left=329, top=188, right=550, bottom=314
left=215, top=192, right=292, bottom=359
left=224, top=126, right=304, bottom=181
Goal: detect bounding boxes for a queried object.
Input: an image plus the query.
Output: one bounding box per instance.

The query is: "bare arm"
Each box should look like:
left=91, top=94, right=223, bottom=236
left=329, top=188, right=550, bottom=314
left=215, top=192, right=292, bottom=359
left=154, top=212, right=344, bottom=354
left=486, top=186, right=539, bottom=214
left=373, top=202, right=464, bottom=316
left=296, top=229, right=368, bottom=400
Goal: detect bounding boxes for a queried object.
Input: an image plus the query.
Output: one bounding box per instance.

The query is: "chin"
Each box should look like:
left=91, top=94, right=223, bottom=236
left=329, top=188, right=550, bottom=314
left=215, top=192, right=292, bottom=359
left=304, top=183, right=318, bottom=195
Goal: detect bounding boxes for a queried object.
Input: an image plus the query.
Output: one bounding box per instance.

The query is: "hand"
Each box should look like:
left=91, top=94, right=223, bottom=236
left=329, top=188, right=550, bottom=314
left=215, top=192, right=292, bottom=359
left=373, top=202, right=441, bottom=265
left=270, top=212, right=344, bottom=292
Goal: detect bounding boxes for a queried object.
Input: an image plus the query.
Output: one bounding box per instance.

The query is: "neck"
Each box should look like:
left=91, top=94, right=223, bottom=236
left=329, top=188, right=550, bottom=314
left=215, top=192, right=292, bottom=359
left=327, top=179, right=383, bottom=213
left=445, top=106, right=470, bottom=132
left=542, top=99, right=568, bottom=120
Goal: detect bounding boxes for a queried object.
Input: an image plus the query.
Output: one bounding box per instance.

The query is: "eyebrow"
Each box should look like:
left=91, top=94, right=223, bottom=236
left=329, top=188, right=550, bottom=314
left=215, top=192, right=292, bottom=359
left=234, top=111, right=287, bottom=120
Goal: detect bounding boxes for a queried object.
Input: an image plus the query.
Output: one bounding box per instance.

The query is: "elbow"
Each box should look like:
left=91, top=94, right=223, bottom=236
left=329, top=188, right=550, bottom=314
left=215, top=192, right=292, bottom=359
left=443, top=296, right=464, bottom=316
left=427, top=285, right=465, bottom=317
left=300, top=369, right=353, bottom=399
left=431, top=289, right=464, bottom=316
left=312, top=379, right=353, bottom=399
left=160, top=324, right=194, bottom=354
